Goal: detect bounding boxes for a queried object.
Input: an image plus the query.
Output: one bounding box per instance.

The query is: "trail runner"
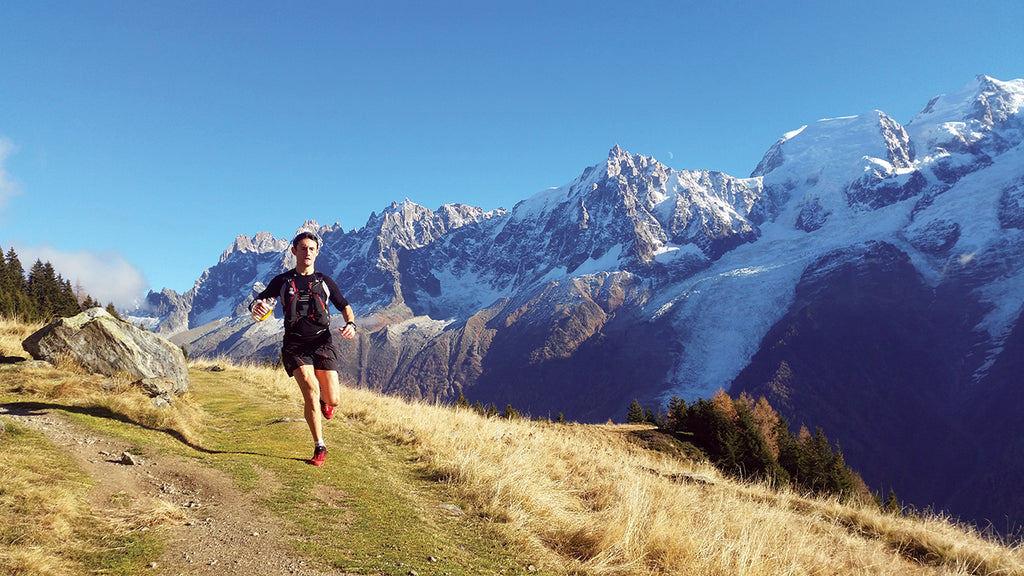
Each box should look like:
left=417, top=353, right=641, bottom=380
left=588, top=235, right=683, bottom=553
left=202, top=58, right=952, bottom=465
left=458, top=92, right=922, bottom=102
left=249, top=231, right=356, bottom=466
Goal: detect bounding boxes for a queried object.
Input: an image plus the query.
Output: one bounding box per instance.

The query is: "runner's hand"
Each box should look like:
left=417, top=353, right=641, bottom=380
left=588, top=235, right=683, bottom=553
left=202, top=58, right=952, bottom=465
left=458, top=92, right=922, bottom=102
left=339, top=322, right=356, bottom=340
left=252, top=300, right=270, bottom=317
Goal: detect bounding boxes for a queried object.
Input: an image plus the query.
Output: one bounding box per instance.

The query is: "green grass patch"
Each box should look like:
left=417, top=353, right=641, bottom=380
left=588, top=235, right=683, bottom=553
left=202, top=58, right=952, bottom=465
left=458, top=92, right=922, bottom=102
left=73, top=526, right=165, bottom=576
left=182, top=368, right=544, bottom=575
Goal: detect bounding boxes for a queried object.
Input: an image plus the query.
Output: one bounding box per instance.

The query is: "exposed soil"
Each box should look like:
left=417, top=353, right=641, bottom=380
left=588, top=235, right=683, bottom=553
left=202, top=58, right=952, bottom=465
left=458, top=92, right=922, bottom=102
left=0, top=404, right=354, bottom=576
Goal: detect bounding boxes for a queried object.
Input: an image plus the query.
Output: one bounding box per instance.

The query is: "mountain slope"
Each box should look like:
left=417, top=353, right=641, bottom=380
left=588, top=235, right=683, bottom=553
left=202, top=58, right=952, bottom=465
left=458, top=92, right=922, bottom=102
left=727, top=75, right=1024, bottom=527
left=3, top=346, right=1021, bottom=576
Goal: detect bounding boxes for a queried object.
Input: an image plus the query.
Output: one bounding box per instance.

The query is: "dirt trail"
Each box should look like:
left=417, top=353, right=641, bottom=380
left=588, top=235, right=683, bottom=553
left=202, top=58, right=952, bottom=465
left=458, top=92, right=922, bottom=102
left=0, top=404, right=351, bottom=576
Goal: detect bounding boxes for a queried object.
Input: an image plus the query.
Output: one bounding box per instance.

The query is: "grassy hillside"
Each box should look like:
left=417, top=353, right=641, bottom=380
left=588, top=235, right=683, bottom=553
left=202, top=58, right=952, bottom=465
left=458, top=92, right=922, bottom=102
left=1, top=317, right=1022, bottom=575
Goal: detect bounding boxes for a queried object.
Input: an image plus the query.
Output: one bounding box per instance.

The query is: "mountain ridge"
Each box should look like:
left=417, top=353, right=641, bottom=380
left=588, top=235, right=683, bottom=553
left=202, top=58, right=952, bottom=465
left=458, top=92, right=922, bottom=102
left=129, top=75, right=1024, bottom=399
left=126, top=74, right=1024, bottom=531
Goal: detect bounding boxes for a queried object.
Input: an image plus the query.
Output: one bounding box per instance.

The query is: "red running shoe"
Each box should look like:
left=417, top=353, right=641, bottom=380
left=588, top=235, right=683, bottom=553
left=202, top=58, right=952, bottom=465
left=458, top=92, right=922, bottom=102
left=320, top=400, right=335, bottom=420
left=309, top=445, right=327, bottom=466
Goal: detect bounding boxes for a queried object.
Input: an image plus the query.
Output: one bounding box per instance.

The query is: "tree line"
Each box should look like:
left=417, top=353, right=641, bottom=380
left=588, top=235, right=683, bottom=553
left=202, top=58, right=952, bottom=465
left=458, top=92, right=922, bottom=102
left=449, top=386, right=899, bottom=509
left=628, top=390, right=901, bottom=510
left=453, top=391, right=569, bottom=423
left=0, top=246, right=119, bottom=322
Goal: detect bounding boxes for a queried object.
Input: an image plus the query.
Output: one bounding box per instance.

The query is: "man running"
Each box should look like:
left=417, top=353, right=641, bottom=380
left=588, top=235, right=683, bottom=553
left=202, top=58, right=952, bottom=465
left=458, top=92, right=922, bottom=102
left=249, top=231, right=356, bottom=466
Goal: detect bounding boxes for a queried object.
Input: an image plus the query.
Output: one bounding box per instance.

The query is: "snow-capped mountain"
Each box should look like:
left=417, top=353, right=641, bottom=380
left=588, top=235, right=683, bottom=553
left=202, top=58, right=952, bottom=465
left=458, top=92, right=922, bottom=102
left=128, top=75, right=1024, bottom=532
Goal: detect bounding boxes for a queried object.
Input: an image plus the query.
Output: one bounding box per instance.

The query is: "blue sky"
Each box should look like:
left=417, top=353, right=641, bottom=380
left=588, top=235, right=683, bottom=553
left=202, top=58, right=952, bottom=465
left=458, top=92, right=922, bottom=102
left=1, top=0, right=1021, bottom=306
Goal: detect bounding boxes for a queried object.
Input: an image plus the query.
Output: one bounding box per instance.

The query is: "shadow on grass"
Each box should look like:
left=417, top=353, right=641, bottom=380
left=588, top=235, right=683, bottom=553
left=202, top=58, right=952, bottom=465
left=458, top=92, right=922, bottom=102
left=0, top=401, right=306, bottom=463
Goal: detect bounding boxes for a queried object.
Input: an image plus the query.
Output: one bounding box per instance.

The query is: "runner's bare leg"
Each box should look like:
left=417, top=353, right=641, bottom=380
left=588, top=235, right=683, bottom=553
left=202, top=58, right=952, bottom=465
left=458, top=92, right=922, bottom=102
left=316, top=369, right=340, bottom=409
left=293, top=365, right=323, bottom=442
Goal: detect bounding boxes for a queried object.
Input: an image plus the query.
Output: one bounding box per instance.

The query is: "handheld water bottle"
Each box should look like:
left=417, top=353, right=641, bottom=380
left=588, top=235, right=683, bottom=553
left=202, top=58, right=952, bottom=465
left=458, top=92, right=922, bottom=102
left=252, top=297, right=277, bottom=322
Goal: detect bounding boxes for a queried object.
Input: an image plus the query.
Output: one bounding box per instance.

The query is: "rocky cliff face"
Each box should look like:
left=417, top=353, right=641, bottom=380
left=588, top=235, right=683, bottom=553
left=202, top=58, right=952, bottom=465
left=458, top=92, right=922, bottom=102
left=729, top=241, right=983, bottom=517
left=127, top=75, right=1024, bottom=531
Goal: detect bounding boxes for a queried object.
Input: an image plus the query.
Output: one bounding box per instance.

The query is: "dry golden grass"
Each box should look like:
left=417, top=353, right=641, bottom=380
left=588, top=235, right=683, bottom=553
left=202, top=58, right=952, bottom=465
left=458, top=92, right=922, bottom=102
left=0, top=434, right=88, bottom=576
left=4, top=337, right=1022, bottom=575
left=0, top=317, right=43, bottom=358
left=2, top=317, right=205, bottom=445
left=218, top=358, right=1024, bottom=576
left=0, top=417, right=180, bottom=576
left=2, top=360, right=205, bottom=448
left=1, top=322, right=189, bottom=576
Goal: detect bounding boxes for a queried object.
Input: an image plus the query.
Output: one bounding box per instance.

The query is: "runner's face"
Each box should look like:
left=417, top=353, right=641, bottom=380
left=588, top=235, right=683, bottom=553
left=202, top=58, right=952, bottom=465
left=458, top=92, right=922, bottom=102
left=292, top=238, right=319, bottom=268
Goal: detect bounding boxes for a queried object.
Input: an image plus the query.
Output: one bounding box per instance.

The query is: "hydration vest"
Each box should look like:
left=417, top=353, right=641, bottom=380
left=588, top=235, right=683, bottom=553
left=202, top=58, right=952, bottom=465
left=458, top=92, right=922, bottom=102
left=279, top=271, right=332, bottom=330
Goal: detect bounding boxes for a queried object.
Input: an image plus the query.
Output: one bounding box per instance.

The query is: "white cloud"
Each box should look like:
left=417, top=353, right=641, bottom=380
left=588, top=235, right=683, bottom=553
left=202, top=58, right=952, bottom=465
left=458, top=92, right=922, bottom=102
left=0, top=138, right=23, bottom=210
left=14, top=245, right=149, bottom=308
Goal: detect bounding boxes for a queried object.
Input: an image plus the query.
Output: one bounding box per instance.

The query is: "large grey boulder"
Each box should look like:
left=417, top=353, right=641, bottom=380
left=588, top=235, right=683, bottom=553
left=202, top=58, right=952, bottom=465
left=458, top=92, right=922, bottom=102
left=22, top=308, right=189, bottom=394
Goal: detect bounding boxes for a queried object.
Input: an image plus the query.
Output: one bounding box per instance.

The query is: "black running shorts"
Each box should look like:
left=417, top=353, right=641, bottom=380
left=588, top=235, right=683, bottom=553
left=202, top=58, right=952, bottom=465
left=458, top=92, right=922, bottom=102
left=281, top=335, right=340, bottom=376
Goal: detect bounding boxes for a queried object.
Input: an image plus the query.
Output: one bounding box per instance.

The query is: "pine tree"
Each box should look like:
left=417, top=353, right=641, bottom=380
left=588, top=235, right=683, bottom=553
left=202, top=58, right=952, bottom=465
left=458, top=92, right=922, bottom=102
left=26, top=260, right=52, bottom=313
left=644, top=407, right=657, bottom=424
left=626, top=399, right=646, bottom=423
left=807, top=428, right=835, bottom=493
left=25, top=261, right=80, bottom=320
left=775, top=416, right=801, bottom=487
left=787, top=427, right=857, bottom=497
left=55, top=277, right=79, bottom=317
left=711, top=388, right=738, bottom=422
left=0, top=245, right=13, bottom=318
left=665, top=395, right=687, bottom=432
left=827, top=446, right=856, bottom=499
left=751, top=396, right=781, bottom=458
left=684, top=397, right=740, bottom=468
left=732, top=400, right=787, bottom=483
left=5, top=248, right=25, bottom=291
left=27, top=260, right=58, bottom=320
left=3, top=248, right=33, bottom=320
left=884, top=489, right=903, bottom=515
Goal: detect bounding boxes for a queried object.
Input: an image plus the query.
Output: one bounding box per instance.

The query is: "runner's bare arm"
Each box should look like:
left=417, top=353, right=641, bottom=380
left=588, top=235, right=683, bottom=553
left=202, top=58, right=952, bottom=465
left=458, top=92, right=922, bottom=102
left=339, top=305, right=356, bottom=340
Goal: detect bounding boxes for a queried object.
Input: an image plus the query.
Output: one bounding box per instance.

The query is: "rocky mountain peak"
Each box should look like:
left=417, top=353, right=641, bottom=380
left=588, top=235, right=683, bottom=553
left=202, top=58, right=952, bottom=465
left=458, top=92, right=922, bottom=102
left=908, top=75, right=1024, bottom=159
left=604, top=145, right=665, bottom=180
left=364, top=200, right=500, bottom=255
left=971, top=75, right=1024, bottom=124
left=754, top=110, right=926, bottom=222
left=916, top=74, right=1024, bottom=126
left=219, top=231, right=289, bottom=263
